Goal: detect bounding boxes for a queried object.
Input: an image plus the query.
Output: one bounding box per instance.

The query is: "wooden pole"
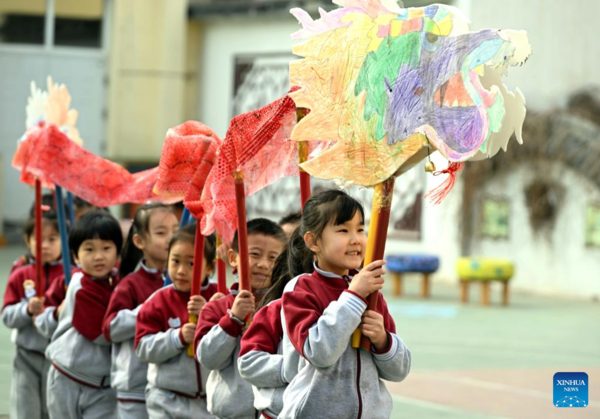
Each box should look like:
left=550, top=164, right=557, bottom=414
left=54, top=185, right=72, bottom=283
left=188, top=225, right=205, bottom=357
left=34, top=179, right=44, bottom=297
left=234, top=173, right=250, bottom=292
left=215, top=234, right=228, bottom=295
left=296, top=108, right=311, bottom=210
left=351, top=178, right=395, bottom=350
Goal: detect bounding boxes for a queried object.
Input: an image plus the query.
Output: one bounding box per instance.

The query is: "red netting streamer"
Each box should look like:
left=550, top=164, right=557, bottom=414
left=200, top=88, right=300, bottom=242
left=154, top=121, right=220, bottom=219
left=12, top=123, right=177, bottom=207
left=12, top=123, right=55, bottom=188
left=423, top=162, right=466, bottom=205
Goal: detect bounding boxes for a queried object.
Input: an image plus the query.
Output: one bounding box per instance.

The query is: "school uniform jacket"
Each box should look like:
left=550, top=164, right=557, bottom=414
left=10, top=254, right=34, bottom=274
left=135, top=283, right=215, bottom=398
left=35, top=267, right=82, bottom=340
left=102, top=263, right=165, bottom=402
left=46, top=270, right=118, bottom=388
left=238, top=299, right=289, bottom=419
left=1, top=262, right=64, bottom=353
left=195, top=283, right=255, bottom=419
left=279, top=265, right=411, bottom=419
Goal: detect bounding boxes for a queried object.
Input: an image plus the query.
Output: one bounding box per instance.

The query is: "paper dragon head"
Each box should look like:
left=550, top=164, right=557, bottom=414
left=290, top=0, right=531, bottom=187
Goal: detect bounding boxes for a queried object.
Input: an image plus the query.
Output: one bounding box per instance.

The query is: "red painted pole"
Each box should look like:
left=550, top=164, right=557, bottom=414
left=188, top=225, right=204, bottom=356
left=190, top=225, right=205, bottom=297
left=35, top=179, right=44, bottom=297
left=234, top=173, right=250, bottom=292
left=216, top=234, right=228, bottom=295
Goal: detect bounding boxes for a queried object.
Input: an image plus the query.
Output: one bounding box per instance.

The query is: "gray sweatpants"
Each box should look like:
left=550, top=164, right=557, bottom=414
left=145, top=386, right=215, bottom=419
left=117, top=400, right=148, bottom=419
left=47, top=366, right=117, bottom=419
left=10, top=347, right=50, bottom=419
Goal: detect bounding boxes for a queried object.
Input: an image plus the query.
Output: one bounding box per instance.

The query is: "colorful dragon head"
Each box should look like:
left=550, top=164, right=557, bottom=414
left=290, top=0, right=531, bottom=186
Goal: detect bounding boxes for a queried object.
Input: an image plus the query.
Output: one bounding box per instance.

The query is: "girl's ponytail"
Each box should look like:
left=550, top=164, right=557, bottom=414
left=119, top=225, right=144, bottom=278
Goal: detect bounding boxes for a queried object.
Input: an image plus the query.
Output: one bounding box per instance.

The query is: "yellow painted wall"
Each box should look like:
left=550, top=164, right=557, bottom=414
left=107, top=0, right=192, bottom=162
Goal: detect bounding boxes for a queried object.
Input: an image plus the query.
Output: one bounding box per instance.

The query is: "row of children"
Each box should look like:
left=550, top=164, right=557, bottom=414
left=2, top=189, right=411, bottom=419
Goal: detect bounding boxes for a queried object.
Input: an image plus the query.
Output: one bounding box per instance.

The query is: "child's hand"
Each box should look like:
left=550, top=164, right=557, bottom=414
left=349, top=260, right=386, bottom=298
left=181, top=323, right=196, bottom=345
left=27, top=297, right=44, bottom=316
left=231, top=290, right=255, bottom=320
left=360, top=310, right=388, bottom=351
left=209, top=292, right=226, bottom=302
left=187, top=295, right=207, bottom=316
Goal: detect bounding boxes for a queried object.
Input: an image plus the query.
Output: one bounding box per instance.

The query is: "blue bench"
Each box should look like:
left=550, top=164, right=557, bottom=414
left=386, top=254, right=440, bottom=298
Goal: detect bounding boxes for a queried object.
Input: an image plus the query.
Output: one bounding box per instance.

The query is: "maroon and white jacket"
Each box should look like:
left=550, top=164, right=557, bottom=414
left=195, top=283, right=256, bottom=419
left=2, top=262, right=64, bottom=353
left=35, top=267, right=83, bottom=340
left=10, top=254, right=34, bottom=274
left=45, top=270, right=118, bottom=388
left=134, top=282, right=216, bottom=399
left=102, top=262, right=164, bottom=402
left=279, top=265, right=411, bottom=419
left=238, top=299, right=289, bottom=419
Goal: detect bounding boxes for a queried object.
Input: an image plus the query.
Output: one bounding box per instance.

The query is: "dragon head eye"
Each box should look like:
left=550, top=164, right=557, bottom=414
left=425, top=32, right=439, bottom=43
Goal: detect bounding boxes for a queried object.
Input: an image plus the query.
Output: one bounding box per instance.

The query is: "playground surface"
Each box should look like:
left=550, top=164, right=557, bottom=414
left=1, top=244, right=598, bottom=419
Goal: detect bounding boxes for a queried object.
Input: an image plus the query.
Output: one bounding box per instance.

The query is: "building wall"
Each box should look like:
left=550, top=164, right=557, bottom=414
left=0, top=0, right=106, bottom=222
left=194, top=1, right=600, bottom=299
left=473, top=162, right=600, bottom=299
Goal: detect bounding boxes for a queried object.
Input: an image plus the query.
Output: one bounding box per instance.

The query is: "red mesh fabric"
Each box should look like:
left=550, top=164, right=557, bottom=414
left=12, top=124, right=54, bottom=188
left=201, top=88, right=300, bottom=242
left=13, top=123, right=177, bottom=207
left=154, top=121, right=220, bottom=219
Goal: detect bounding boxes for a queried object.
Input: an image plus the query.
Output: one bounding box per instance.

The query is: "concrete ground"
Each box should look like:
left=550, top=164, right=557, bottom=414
left=1, top=244, right=598, bottom=418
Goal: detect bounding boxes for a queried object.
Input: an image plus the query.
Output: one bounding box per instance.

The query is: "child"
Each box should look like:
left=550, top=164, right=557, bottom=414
left=1, top=210, right=64, bottom=419
left=278, top=212, right=301, bottom=238
left=195, top=218, right=286, bottom=419
left=135, top=224, right=217, bottom=418
left=102, top=203, right=179, bottom=418
left=45, top=210, right=123, bottom=419
left=11, top=193, right=64, bottom=274
left=238, top=228, right=311, bottom=419
left=279, top=190, right=411, bottom=419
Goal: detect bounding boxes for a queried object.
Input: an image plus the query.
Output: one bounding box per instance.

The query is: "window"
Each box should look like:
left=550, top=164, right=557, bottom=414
left=0, top=0, right=46, bottom=45
left=0, top=0, right=104, bottom=48
left=54, top=0, right=103, bottom=48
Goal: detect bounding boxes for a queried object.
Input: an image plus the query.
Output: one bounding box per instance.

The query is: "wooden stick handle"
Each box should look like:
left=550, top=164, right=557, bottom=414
left=234, top=173, right=250, bottom=292
left=351, top=178, right=395, bottom=351
left=35, top=179, right=44, bottom=297
left=215, top=234, right=228, bottom=294
left=296, top=108, right=311, bottom=210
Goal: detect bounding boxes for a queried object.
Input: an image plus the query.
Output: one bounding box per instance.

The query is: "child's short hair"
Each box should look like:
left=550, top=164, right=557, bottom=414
left=278, top=212, right=302, bottom=227
left=168, top=223, right=216, bottom=267
left=69, top=210, right=123, bottom=255
left=23, top=209, right=61, bottom=239
left=231, top=218, right=286, bottom=252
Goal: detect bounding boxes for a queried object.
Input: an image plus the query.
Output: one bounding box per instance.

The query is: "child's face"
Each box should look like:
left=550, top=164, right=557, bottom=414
left=310, top=211, right=367, bottom=276
left=168, top=241, right=211, bottom=292
left=228, top=233, right=285, bottom=290
left=28, top=222, right=61, bottom=263
left=74, top=238, right=118, bottom=278
left=135, top=209, right=179, bottom=268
